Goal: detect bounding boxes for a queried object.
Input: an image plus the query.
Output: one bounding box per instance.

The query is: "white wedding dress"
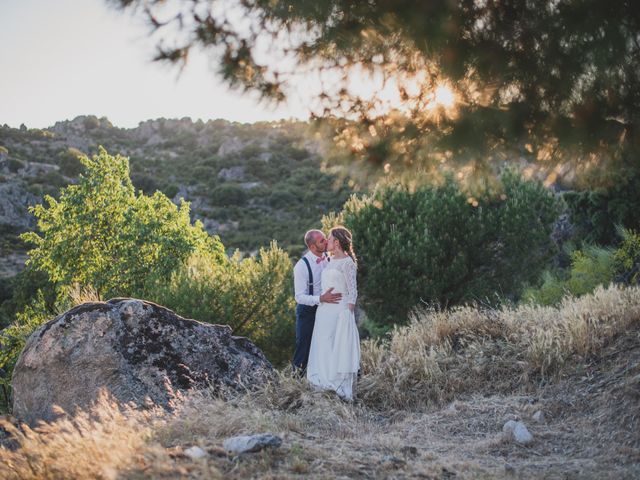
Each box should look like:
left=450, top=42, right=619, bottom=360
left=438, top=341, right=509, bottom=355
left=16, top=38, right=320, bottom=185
left=306, top=256, right=360, bottom=400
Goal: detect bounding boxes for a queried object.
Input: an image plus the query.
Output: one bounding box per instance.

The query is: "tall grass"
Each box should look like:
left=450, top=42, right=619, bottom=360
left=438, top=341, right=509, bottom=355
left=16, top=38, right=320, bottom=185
left=0, top=393, right=162, bottom=480
left=359, top=284, right=640, bottom=410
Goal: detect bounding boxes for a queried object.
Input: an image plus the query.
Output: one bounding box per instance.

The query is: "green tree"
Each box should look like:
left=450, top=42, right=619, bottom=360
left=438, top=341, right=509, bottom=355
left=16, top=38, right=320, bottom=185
left=112, top=0, right=639, bottom=169
left=325, top=171, right=560, bottom=328
left=21, top=147, right=225, bottom=298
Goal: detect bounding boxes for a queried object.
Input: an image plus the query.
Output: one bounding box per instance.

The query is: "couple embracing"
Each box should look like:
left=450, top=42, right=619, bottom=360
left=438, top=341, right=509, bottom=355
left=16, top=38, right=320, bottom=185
left=292, top=226, right=361, bottom=400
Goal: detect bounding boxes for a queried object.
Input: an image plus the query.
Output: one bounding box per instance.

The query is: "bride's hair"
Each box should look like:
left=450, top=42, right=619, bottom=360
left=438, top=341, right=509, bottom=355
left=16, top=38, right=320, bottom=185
left=330, top=226, right=357, bottom=266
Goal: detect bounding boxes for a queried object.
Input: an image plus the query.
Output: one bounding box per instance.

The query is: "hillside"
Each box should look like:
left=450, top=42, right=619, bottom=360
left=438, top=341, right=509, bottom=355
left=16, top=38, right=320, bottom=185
left=0, top=116, right=356, bottom=277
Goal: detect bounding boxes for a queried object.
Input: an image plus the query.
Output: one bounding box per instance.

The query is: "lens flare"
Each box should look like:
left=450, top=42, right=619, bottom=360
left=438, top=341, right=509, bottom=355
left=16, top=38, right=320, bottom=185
left=433, top=84, right=456, bottom=108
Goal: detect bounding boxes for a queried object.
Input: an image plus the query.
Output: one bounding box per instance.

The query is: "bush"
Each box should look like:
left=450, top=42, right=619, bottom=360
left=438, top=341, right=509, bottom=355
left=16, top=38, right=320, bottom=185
left=563, top=165, right=640, bottom=246
left=163, top=184, right=179, bottom=199
left=268, top=188, right=298, bottom=208
left=131, top=172, right=159, bottom=194
left=210, top=183, right=248, bottom=206
left=7, top=158, right=24, bottom=173
left=523, top=245, right=615, bottom=306
left=0, top=288, right=73, bottom=413
left=144, top=242, right=295, bottom=366
left=325, top=170, right=561, bottom=328
left=56, top=148, right=85, bottom=177
left=0, top=267, right=54, bottom=329
left=614, top=229, right=640, bottom=285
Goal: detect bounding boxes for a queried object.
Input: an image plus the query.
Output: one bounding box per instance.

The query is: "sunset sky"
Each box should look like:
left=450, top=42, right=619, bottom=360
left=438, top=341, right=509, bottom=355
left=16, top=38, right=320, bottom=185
left=0, top=0, right=307, bottom=129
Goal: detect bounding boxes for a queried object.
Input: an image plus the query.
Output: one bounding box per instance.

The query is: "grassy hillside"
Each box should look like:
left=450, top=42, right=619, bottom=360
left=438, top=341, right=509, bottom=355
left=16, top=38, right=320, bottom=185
left=0, top=116, right=357, bottom=262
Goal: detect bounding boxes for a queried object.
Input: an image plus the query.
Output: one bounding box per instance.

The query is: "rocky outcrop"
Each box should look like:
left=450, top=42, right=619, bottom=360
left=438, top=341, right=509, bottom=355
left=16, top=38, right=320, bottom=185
left=0, top=182, right=38, bottom=230
left=11, top=298, right=275, bottom=424
left=218, top=166, right=245, bottom=181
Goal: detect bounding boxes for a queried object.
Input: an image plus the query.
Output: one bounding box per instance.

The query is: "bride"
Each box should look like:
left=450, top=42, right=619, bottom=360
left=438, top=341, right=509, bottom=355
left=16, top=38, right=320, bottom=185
left=306, top=226, right=360, bottom=400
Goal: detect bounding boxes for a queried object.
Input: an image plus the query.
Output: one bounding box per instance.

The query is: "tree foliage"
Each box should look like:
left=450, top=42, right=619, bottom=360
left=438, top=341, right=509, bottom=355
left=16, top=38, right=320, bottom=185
left=523, top=246, right=615, bottom=306
left=325, top=171, right=561, bottom=327
left=112, top=0, right=640, bottom=169
left=145, top=242, right=295, bottom=366
left=614, top=229, right=640, bottom=285
left=563, top=163, right=640, bottom=246
left=21, top=147, right=225, bottom=298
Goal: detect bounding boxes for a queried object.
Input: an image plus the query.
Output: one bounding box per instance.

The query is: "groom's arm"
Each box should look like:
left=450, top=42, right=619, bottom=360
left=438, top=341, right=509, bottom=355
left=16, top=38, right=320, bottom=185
left=294, top=262, right=342, bottom=305
left=293, top=261, right=320, bottom=306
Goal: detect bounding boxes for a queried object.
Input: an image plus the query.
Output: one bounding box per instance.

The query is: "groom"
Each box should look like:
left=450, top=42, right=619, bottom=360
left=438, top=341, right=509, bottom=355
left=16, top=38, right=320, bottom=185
left=292, top=229, right=342, bottom=374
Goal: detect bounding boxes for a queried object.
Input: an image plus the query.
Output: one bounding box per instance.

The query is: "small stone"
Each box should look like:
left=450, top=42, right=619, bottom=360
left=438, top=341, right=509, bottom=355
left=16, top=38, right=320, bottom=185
left=184, top=446, right=207, bottom=460
left=223, top=434, right=282, bottom=454
left=532, top=410, right=545, bottom=422
left=502, top=420, right=534, bottom=445
left=505, top=462, right=515, bottom=474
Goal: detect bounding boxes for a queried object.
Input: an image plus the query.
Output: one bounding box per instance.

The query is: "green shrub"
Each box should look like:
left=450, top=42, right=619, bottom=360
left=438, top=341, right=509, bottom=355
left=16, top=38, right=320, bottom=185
left=325, top=170, right=561, bottom=328
left=56, top=148, right=85, bottom=177
left=268, top=189, right=298, bottom=208
left=0, top=289, right=71, bottom=413
left=163, top=184, right=179, bottom=199
left=40, top=170, right=67, bottom=189
left=131, top=172, right=159, bottom=194
left=210, top=183, right=248, bottom=206
left=144, top=242, right=295, bottom=366
left=614, top=229, right=640, bottom=285
left=523, top=245, right=615, bottom=305
left=563, top=166, right=640, bottom=246
left=7, top=158, right=24, bottom=173
left=0, top=267, right=54, bottom=329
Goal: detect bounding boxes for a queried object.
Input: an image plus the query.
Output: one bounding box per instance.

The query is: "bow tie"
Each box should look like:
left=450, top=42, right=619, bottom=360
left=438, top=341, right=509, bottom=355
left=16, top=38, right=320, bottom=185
left=316, top=255, right=326, bottom=264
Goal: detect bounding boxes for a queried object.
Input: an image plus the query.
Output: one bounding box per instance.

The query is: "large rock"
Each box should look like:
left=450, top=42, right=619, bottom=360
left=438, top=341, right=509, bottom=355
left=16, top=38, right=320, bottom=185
left=11, top=298, right=275, bottom=424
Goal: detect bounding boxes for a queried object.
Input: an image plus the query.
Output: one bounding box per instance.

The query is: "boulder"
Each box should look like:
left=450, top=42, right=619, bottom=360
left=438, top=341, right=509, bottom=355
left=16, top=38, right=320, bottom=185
left=502, top=420, right=534, bottom=445
left=11, top=298, right=275, bottom=424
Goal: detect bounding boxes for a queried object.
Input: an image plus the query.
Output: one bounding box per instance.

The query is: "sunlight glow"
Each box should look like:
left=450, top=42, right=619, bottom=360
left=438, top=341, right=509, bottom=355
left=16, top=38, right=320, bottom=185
left=434, top=85, right=456, bottom=108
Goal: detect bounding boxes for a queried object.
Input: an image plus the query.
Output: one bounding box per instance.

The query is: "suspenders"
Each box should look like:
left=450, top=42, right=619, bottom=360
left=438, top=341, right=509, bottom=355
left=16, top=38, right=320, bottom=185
left=301, top=256, right=314, bottom=295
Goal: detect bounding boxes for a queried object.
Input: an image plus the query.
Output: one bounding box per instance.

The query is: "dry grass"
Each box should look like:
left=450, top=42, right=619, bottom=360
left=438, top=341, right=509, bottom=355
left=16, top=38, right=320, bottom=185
left=0, top=392, right=161, bottom=479
left=1, top=284, right=639, bottom=479
left=359, top=284, right=640, bottom=410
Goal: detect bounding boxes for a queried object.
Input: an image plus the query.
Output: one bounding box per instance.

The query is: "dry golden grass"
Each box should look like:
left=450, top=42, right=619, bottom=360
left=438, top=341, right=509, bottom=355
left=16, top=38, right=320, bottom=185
left=359, top=284, right=640, bottom=410
left=1, top=284, right=639, bottom=479
left=0, top=392, right=160, bottom=479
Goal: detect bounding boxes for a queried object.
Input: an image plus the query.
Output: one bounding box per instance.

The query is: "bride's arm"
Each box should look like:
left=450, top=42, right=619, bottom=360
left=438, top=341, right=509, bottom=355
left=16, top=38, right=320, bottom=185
left=344, top=258, right=358, bottom=312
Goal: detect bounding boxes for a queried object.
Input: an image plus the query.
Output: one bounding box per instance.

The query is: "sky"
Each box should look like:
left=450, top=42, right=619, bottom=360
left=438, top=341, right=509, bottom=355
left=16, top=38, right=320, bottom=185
left=0, top=0, right=308, bottom=129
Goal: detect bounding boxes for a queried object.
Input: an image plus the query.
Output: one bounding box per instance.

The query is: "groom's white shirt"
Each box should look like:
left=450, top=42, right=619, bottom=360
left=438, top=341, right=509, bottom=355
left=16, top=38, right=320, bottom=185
left=293, top=251, right=327, bottom=306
